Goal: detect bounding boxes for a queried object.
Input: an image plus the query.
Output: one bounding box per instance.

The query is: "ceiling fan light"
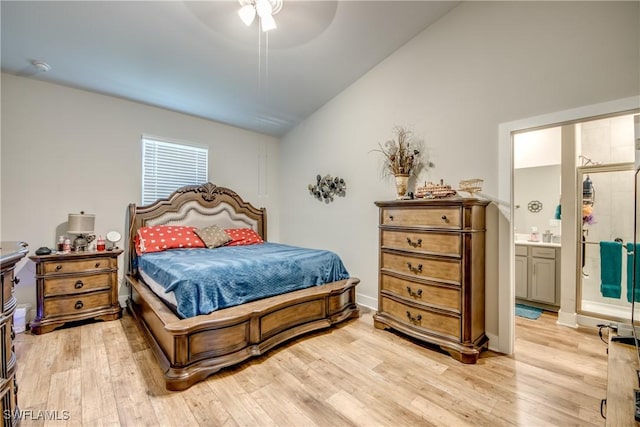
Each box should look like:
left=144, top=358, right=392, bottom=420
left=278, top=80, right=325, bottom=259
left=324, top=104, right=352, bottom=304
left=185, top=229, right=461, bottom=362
left=238, top=5, right=256, bottom=26
left=260, top=14, right=277, bottom=32
left=255, top=0, right=273, bottom=18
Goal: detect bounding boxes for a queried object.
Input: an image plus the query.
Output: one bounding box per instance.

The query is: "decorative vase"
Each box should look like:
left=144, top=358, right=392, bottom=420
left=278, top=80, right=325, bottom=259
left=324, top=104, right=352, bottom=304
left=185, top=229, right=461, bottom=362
left=394, top=174, right=409, bottom=199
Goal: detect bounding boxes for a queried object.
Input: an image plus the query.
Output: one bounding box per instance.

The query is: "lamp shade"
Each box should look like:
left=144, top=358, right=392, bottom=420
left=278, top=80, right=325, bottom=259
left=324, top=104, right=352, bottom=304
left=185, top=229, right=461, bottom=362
left=260, top=13, right=277, bottom=31
left=238, top=4, right=256, bottom=26
left=67, top=213, right=95, bottom=234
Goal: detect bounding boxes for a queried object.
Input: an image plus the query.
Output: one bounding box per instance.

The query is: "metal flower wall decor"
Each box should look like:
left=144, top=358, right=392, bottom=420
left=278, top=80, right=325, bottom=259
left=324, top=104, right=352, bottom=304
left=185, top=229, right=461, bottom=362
left=308, top=174, right=346, bottom=203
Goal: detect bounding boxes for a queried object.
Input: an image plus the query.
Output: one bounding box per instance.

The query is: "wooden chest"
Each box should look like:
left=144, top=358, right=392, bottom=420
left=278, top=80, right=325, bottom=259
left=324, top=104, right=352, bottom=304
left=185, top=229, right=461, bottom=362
left=0, top=241, right=29, bottom=426
left=373, top=198, right=489, bottom=363
left=29, top=250, right=123, bottom=335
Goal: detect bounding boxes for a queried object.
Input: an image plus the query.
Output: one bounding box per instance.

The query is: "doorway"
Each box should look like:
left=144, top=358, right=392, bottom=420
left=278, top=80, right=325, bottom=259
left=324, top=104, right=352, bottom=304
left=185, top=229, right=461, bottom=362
left=495, top=96, right=639, bottom=356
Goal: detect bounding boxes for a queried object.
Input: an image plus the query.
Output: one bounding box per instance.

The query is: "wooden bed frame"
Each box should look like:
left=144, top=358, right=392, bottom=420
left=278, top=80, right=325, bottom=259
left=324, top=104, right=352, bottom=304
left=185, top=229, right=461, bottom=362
left=125, top=182, right=360, bottom=390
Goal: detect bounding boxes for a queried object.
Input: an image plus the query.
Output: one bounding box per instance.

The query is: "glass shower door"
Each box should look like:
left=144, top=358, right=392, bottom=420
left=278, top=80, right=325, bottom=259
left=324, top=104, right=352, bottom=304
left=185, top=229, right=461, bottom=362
left=578, top=163, right=635, bottom=321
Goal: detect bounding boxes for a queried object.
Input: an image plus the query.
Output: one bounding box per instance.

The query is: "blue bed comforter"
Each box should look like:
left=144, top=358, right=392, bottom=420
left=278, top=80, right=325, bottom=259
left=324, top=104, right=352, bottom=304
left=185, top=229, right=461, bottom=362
left=137, top=242, right=350, bottom=318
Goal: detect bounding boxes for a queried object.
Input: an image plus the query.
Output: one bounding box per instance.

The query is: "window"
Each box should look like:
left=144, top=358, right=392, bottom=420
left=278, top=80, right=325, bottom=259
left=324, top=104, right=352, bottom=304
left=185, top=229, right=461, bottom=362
left=141, top=136, right=208, bottom=205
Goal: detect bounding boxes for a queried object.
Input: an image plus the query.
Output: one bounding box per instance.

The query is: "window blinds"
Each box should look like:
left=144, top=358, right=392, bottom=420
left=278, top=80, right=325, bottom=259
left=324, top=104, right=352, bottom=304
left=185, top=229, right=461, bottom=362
left=142, top=137, right=208, bottom=205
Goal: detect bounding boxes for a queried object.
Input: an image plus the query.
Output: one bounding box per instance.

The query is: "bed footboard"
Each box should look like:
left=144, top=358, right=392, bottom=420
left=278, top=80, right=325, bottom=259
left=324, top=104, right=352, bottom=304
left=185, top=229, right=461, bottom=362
left=126, top=275, right=359, bottom=390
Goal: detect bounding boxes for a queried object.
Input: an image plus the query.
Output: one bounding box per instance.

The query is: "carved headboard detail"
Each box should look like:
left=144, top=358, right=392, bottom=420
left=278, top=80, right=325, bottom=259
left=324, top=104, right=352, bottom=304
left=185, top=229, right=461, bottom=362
left=127, top=182, right=266, bottom=275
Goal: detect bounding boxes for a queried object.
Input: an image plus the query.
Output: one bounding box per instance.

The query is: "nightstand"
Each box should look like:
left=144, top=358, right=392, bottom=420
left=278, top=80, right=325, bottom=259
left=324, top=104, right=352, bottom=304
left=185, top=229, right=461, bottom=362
left=29, top=250, right=123, bottom=334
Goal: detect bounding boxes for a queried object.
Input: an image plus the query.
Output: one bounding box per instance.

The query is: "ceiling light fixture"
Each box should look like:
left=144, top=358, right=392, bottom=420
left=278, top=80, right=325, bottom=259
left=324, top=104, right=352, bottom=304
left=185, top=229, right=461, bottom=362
left=238, top=0, right=282, bottom=32
left=31, top=60, right=51, bottom=73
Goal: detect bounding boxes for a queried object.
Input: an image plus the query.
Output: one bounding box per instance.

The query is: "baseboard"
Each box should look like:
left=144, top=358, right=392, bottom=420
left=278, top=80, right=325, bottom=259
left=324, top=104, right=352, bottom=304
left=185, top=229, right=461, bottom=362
left=356, top=293, right=377, bottom=311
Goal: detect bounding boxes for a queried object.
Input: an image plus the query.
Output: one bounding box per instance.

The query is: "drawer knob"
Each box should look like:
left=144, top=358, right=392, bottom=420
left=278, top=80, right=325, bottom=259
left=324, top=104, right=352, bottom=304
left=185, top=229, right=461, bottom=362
left=406, top=286, right=423, bottom=298
left=406, top=311, right=422, bottom=325
left=441, top=215, right=448, bottom=222
left=406, top=237, right=422, bottom=248
left=388, top=215, right=394, bottom=221
left=95, top=262, right=101, bottom=268
left=406, top=262, right=423, bottom=274
left=74, top=301, right=84, bottom=310
left=55, top=265, right=63, bottom=271
left=11, top=276, right=20, bottom=285
left=74, top=280, right=84, bottom=289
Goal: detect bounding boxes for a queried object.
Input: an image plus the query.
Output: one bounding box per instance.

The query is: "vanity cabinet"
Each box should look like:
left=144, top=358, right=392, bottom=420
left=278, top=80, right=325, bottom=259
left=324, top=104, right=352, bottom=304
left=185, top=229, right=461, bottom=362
left=514, top=246, right=528, bottom=300
left=515, top=244, right=560, bottom=310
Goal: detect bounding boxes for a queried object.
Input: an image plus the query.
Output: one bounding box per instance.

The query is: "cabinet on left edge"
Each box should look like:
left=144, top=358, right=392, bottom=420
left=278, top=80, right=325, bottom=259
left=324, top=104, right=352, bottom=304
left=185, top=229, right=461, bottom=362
left=1, top=241, right=29, bottom=427
left=29, top=250, right=123, bottom=335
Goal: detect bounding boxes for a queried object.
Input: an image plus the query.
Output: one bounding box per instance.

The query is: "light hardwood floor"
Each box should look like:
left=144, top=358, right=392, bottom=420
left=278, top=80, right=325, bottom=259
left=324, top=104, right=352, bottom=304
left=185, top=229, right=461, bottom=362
left=14, top=307, right=608, bottom=426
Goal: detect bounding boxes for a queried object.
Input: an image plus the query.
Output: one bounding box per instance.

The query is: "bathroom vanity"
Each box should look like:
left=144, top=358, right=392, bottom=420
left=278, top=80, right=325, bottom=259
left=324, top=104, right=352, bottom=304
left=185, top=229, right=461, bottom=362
left=515, top=241, right=561, bottom=311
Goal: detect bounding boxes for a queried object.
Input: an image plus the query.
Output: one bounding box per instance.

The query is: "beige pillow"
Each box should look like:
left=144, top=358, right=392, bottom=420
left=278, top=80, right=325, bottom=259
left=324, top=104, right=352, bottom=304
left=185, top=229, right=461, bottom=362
left=195, top=225, right=232, bottom=248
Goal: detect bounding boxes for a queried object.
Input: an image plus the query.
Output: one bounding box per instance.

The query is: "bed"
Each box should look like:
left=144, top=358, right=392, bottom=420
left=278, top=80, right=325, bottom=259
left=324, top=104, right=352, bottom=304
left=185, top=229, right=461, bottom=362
left=125, top=182, right=360, bottom=390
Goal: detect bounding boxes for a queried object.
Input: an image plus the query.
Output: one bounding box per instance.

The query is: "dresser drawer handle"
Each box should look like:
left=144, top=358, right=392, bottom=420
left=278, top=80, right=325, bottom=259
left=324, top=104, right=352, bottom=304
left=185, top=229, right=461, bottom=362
left=406, top=238, right=422, bottom=248
left=95, top=262, right=101, bottom=268
left=74, top=301, right=84, bottom=310
left=55, top=265, right=63, bottom=271
left=406, top=311, right=422, bottom=325
left=74, top=280, right=84, bottom=289
left=388, top=215, right=394, bottom=221
left=406, top=262, right=423, bottom=274
left=441, top=215, right=448, bottom=222
left=11, top=276, right=20, bottom=285
left=406, top=287, right=423, bottom=298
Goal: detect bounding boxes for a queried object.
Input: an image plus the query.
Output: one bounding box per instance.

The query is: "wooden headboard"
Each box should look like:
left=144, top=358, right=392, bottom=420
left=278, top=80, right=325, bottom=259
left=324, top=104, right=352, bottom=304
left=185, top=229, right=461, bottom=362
left=127, top=182, right=266, bottom=275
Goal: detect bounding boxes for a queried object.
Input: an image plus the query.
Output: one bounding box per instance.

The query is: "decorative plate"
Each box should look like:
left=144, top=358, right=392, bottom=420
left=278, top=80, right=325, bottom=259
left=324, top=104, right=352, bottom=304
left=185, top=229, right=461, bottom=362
left=527, top=200, right=543, bottom=213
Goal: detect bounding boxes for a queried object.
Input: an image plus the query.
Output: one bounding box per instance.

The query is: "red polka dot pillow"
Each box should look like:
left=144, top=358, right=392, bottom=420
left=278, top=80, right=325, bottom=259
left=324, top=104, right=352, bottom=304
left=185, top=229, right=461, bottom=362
left=224, top=228, right=264, bottom=246
left=135, top=225, right=205, bottom=255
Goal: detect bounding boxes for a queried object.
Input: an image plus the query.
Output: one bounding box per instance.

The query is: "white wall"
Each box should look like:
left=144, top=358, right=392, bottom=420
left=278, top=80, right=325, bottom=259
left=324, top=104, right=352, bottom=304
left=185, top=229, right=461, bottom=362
left=1, top=73, right=280, bottom=317
left=513, top=127, right=561, bottom=169
left=513, top=165, right=562, bottom=237
left=278, top=1, right=640, bottom=349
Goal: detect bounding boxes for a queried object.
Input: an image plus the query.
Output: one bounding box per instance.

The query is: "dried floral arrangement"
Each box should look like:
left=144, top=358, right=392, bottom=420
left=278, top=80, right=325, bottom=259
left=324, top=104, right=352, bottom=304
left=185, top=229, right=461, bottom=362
left=372, top=126, right=434, bottom=177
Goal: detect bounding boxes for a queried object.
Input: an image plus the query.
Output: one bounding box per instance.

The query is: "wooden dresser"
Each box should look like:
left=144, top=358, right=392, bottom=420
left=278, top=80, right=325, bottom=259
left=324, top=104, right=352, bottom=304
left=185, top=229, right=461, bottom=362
left=373, top=198, right=489, bottom=363
left=1, top=241, right=29, bottom=426
left=29, top=250, right=123, bottom=335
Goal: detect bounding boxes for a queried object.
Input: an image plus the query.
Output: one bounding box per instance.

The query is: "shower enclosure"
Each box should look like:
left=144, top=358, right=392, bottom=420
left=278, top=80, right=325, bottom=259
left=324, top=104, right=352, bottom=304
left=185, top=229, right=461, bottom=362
left=577, top=162, right=635, bottom=321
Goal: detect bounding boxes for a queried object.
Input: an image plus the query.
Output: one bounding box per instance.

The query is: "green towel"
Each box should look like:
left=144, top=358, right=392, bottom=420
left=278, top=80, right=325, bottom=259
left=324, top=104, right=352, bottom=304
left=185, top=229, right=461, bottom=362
left=600, top=241, right=622, bottom=298
left=626, top=243, right=640, bottom=303
left=554, top=204, right=561, bottom=220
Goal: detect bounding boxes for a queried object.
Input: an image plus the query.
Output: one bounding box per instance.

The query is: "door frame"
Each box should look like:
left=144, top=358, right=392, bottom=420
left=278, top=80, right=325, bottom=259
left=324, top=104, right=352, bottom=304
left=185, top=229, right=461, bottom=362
left=496, top=96, right=640, bottom=355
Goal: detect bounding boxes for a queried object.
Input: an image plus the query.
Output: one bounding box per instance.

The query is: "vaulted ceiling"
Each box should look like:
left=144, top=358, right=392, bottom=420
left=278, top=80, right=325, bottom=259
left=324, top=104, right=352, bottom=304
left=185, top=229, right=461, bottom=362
left=1, top=1, right=459, bottom=136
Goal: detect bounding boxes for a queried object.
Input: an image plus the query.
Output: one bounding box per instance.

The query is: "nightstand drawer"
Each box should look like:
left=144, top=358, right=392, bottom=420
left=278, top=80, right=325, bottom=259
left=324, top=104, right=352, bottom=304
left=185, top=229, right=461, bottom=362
left=381, top=207, right=461, bottom=229
left=380, top=296, right=460, bottom=339
left=381, top=229, right=460, bottom=257
left=381, top=274, right=460, bottom=312
left=43, top=257, right=115, bottom=275
left=44, top=291, right=112, bottom=317
left=43, top=273, right=111, bottom=297
left=381, top=252, right=461, bottom=285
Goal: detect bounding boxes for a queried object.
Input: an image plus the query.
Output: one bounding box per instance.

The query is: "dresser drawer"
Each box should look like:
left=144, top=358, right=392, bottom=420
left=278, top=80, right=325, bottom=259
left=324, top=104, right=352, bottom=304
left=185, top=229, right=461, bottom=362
left=44, top=291, right=112, bottom=317
left=2, top=269, right=14, bottom=309
left=381, top=207, right=461, bottom=229
left=381, top=274, right=460, bottom=311
left=43, top=273, right=112, bottom=297
left=381, top=229, right=461, bottom=257
left=381, top=296, right=460, bottom=339
left=381, top=252, right=461, bottom=285
left=43, top=257, right=116, bottom=274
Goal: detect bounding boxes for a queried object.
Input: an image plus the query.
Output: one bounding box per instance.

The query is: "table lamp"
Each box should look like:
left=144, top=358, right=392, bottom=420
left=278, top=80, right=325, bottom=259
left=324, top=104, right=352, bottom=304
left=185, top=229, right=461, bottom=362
left=68, top=212, right=95, bottom=251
